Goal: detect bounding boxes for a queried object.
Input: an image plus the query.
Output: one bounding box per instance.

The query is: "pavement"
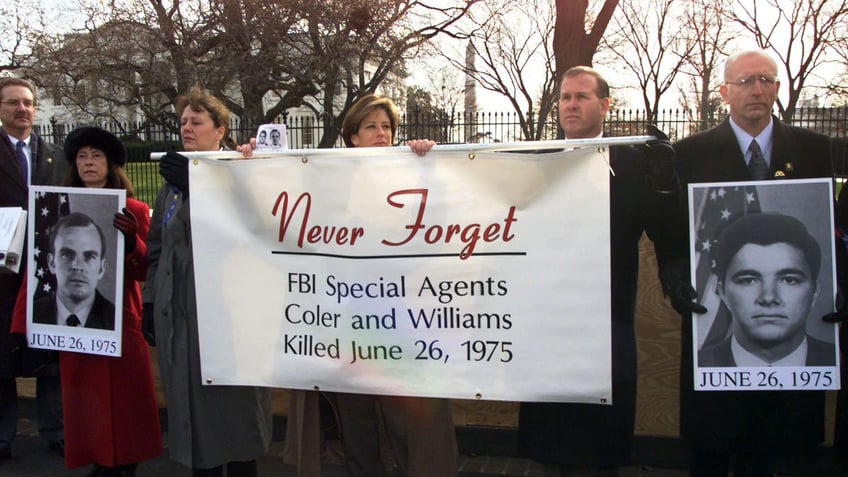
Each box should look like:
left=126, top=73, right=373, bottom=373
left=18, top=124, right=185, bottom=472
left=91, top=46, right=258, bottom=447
left=0, top=397, right=696, bottom=477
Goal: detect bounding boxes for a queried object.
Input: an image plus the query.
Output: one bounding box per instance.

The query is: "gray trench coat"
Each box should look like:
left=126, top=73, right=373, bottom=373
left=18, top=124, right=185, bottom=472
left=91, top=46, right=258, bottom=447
left=144, top=184, right=272, bottom=469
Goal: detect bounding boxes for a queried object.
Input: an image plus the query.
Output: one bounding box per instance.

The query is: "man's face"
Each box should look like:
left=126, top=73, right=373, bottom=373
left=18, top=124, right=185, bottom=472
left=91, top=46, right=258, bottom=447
left=270, top=129, right=280, bottom=145
left=558, top=73, right=609, bottom=139
left=0, top=85, right=36, bottom=139
left=48, top=224, right=106, bottom=306
left=719, top=52, right=779, bottom=133
left=258, top=131, right=267, bottom=144
left=719, top=242, right=818, bottom=353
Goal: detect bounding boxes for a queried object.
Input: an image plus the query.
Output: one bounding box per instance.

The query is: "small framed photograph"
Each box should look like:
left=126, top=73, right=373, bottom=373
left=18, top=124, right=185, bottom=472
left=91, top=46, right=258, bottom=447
left=255, top=124, right=287, bottom=151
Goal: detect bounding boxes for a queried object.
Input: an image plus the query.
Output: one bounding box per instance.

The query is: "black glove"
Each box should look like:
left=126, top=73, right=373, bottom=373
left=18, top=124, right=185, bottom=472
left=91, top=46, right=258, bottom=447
left=160, top=151, right=189, bottom=195
left=142, top=303, right=156, bottom=346
left=637, top=124, right=678, bottom=193
left=823, top=287, right=848, bottom=323
left=113, top=208, right=138, bottom=253
left=659, top=259, right=708, bottom=316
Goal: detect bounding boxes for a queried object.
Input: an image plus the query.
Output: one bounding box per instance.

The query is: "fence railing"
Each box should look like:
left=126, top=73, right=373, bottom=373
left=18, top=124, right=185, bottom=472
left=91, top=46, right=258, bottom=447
left=33, top=106, right=848, bottom=207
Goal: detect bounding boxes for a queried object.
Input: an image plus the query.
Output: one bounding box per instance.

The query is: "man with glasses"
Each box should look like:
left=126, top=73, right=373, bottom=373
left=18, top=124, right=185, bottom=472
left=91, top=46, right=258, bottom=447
left=661, top=50, right=834, bottom=476
left=0, top=77, right=67, bottom=460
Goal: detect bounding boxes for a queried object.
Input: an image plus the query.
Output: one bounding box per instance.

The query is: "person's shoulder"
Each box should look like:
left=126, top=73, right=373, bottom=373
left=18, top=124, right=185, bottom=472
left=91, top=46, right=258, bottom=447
left=674, top=121, right=728, bottom=148
left=775, top=120, right=830, bottom=144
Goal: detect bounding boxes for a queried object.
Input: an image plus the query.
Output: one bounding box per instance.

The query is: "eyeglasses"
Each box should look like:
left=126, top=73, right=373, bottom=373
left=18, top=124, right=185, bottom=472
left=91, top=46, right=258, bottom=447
left=725, top=74, right=778, bottom=88
left=1, top=99, right=35, bottom=108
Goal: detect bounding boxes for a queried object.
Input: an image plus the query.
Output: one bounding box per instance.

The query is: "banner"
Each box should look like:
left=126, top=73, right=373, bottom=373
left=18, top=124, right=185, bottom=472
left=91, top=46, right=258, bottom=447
left=190, top=141, right=618, bottom=403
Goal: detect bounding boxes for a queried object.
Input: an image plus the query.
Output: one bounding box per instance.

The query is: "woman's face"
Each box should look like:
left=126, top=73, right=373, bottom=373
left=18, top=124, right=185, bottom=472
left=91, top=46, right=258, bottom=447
left=351, top=108, right=392, bottom=148
left=75, top=145, right=109, bottom=188
left=181, top=107, right=225, bottom=152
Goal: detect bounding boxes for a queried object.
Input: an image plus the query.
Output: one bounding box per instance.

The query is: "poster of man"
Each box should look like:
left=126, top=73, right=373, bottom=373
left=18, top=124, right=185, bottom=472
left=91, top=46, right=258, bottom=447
left=26, top=186, right=124, bottom=357
left=689, top=178, right=838, bottom=391
left=254, top=124, right=287, bottom=151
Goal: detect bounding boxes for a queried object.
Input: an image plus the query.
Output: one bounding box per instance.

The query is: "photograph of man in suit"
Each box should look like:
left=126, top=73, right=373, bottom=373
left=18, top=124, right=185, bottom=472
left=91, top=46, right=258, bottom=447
left=699, top=212, right=835, bottom=367
left=33, top=212, right=115, bottom=330
left=269, top=128, right=281, bottom=147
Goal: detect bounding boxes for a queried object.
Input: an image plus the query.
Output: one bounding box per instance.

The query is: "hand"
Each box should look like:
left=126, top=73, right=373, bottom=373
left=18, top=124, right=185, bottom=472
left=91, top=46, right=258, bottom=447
left=407, top=139, right=435, bottom=156
left=668, top=281, right=708, bottom=315
left=142, top=303, right=156, bottom=346
left=637, top=125, right=677, bottom=193
left=160, top=151, right=189, bottom=195
left=11, top=332, right=27, bottom=351
left=823, top=287, right=848, bottom=323
left=113, top=207, right=138, bottom=253
left=236, top=138, right=257, bottom=158
left=659, top=259, right=707, bottom=316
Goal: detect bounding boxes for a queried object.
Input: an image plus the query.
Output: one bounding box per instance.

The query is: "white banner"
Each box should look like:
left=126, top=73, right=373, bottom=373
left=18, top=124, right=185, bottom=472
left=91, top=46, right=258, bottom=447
left=190, top=141, right=617, bottom=403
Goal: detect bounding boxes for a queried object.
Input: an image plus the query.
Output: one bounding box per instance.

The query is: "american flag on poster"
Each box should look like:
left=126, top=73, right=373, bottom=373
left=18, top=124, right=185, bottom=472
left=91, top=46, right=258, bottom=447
left=693, top=185, right=761, bottom=348
left=31, top=191, right=70, bottom=301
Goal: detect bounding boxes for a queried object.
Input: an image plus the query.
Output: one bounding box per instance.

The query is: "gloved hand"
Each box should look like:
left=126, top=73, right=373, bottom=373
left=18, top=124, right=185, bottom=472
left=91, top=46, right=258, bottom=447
left=659, top=259, right=708, bottom=316
left=142, top=303, right=156, bottom=346
left=113, top=207, right=138, bottom=253
left=637, top=124, right=678, bottom=193
left=823, top=287, right=848, bottom=323
left=160, top=151, right=189, bottom=195
left=11, top=332, right=27, bottom=351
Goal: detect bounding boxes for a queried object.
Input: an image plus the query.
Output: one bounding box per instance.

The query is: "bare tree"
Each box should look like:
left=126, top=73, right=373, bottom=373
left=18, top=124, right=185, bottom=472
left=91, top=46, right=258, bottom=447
left=24, top=0, right=478, bottom=143
left=552, top=0, right=618, bottom=81
left=729, top=0, right=848, bottom=121
left=677, top=0, right=734, bottom=131
left=439, top=0, right=557, bottom=141
left=602, top=0, right=694, bottom=123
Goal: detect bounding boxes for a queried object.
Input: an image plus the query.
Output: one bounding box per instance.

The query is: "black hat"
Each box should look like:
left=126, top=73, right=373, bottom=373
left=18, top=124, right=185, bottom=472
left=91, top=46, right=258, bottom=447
left=64, top=126, right=126, bottom=167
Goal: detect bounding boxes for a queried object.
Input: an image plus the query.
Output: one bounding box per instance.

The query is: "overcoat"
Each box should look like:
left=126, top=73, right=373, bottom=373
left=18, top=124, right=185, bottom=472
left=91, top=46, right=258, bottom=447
left=12, top=198, right=162, bottom=468
left=0, top=132, right=66, bottom=377
left=143, top=184, right=273, bottom=468
left=518, top=144, right=680, bottom=466
left=671, top=117, right=832, bottom=454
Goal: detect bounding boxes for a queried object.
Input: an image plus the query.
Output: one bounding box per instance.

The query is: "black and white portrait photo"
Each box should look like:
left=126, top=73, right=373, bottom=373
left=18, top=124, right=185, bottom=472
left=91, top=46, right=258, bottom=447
left=255, top=124, right=287, bottom=152
left=26, top=186, right=125, bottom=357
left=689, top=179, right=838, bottom=391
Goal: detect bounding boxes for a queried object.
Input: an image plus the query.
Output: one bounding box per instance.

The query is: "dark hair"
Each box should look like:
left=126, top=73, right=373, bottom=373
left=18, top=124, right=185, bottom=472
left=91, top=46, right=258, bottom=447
left=62, top=126, right=135, bottom=197
left=714, top=213, right=821, bottom=284
left=341, top=93, right=399, bottom=148
left=0, top=78, right=36, bottom=105
left=175, top=86, right=234, bottom=149
left=50, top=212, right=106, bottom=257
left=561, top=66, right=610, bottom=99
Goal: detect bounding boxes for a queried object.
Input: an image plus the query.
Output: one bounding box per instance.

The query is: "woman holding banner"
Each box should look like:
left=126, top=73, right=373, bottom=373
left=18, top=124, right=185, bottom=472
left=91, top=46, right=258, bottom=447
left=334, top=94, right=456, bottom=477
left=143, top=86, right=272, bottom=477
left=13, top=126, right=162, bottom=476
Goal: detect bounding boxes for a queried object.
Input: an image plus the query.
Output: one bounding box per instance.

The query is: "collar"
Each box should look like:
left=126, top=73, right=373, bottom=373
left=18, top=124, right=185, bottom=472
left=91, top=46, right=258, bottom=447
left=56, top=295, right=94, bottom=328
left=731, top=333, right=807, bottom=366
left=728, top=117, right=774, bottom=166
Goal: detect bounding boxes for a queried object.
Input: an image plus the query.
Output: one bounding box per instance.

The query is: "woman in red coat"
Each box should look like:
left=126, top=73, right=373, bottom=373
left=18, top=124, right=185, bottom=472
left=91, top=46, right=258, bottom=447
left=13, top=126, right=161, bottom=476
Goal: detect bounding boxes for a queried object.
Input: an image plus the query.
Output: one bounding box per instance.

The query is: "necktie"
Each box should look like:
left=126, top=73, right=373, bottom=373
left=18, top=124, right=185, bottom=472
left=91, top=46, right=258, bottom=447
left=748, top=139, right=768, bottom=180
left=15, top=141, right=28, bottom=183
left=66, top=314, right=81, bottom=327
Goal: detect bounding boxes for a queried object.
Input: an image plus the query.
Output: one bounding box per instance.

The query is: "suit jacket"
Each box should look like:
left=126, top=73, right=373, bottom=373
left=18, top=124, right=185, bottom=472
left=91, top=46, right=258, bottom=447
left=33, top=290, right=116, bottom=330
left=0, top=131, right=66, bottom=377
left=699, top=334, right=836, bottom=367
left=670, top=116, right=832, bottom=453
left=518, top=144, right=680, bottom=466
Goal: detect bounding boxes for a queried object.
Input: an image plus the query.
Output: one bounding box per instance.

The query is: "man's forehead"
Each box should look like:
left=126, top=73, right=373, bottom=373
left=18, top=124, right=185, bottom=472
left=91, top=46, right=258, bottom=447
left=0, top=85, right=34, bottom=101
left=561, top=75, right=598, bottom=94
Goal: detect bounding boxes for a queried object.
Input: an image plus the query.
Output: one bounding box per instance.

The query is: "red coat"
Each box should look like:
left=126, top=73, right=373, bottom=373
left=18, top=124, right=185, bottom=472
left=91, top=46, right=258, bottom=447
left=13, top=198, right=162, bottom=468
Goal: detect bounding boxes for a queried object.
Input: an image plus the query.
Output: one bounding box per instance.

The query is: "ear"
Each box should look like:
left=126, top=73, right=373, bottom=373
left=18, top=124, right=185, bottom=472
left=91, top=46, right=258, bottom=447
left=719, top=84, right=729, bottom=102
left=47, top=253, right=56, bottom=274
left=351, top=133, right=361, bottom=147
left=97, top=258, right=106, bottom=280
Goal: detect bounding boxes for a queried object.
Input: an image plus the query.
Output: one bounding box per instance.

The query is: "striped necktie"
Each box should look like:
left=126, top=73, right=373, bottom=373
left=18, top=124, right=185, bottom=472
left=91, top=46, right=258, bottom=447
left=15, top=140, right=28, bottom=183
left=747, top=139, right=768, bottom=180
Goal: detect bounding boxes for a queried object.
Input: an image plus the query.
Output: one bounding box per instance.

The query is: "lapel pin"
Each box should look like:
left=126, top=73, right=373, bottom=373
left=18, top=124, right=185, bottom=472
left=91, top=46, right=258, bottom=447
left=774, top=170, right=785, bottom=178
left=785, top=162, right=794, bottom=172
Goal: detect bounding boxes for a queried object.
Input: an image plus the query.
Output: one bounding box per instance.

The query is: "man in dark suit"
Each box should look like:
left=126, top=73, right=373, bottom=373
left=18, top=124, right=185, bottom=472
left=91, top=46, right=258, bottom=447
left=665, top=49, right=834, bottom=476
left=33, top=212, right=115, bottom=331
left=518, top=66, right=680, bottom=475
left=696, top=213, right=835, bottom=367
left=0, top=77, right=67, bottom=459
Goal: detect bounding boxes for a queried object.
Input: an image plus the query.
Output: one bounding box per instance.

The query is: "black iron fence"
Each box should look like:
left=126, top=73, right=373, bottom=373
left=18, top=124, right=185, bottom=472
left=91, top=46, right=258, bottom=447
left=34, top=106, right=848, bottom=207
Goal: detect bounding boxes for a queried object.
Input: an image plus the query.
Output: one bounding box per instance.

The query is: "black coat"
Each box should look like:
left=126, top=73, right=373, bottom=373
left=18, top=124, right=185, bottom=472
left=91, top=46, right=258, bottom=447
left=671, top=117, right=833, bottom=453
left=0, top=131, right=66, bottom=378
left=518, top=144, right=680, bottom=466
left=33, top=290, right=116, bottom=331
